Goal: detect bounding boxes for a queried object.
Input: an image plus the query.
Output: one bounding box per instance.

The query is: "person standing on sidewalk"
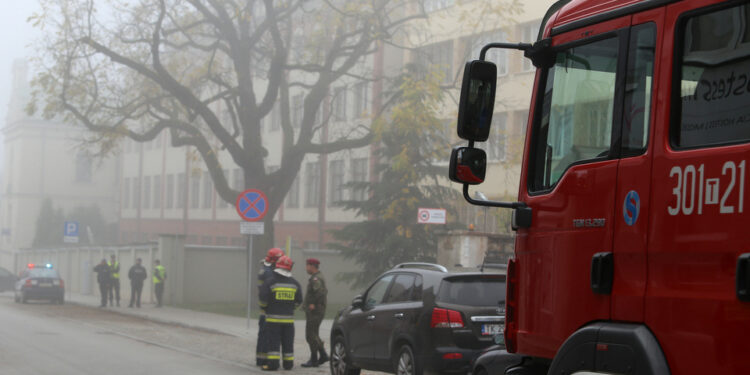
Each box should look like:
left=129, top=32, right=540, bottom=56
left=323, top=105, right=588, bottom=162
left=153, top=259, right=166, bottom=307
left=259, top=256, right=302, bottom=371
left=301, top=258, right=328, bottom=368
left=108, top=254, right=121, bottom=307
left=128, top=257, right=147, bottom=308
left=257, top=248, right=285, bottom=367
left=93, top=259, right=111, bottom=308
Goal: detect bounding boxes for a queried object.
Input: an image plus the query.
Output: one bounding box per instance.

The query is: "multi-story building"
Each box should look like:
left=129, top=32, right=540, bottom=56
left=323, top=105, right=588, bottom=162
left=117, top=1, right=554, bottom=247
left=0, top=60, right=119, bottom=249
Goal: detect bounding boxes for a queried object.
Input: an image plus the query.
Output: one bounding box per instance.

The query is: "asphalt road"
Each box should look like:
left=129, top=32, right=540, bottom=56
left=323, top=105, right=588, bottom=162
left=0, top=295, right=253, bottom=375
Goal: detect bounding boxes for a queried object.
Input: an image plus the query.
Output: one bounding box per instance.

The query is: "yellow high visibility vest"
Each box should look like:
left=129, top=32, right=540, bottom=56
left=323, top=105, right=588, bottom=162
left=153, top=265, right=166, bottom=284
left=109, top=261, right=120, bottom=279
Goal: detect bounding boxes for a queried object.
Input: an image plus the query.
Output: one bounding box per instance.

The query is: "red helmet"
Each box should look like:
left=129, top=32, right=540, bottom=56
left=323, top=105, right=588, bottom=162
left=265, top=248, right=285, bottom=263
left=276, top=256, right=293, bottom=271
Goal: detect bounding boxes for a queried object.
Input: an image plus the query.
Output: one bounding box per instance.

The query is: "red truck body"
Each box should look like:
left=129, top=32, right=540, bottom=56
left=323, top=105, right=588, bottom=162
left=458, top=0, right=750, bottom=373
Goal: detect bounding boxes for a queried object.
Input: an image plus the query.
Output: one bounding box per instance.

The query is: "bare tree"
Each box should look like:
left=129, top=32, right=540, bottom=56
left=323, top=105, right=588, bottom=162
left=29, top=0, right=426, bottom=249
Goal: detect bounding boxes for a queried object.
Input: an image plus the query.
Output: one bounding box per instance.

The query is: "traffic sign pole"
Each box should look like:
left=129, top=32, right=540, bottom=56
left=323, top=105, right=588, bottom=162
left=247, top=233, right=253, bottom=330
left=235, top=189, right=268, bottom=331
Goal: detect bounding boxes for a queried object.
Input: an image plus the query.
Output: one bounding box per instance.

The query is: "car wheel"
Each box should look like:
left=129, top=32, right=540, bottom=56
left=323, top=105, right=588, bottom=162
left=330, top=335, right=360, bottom=375
left=394, top=344, right=422, bottom=375
left=21, top=292, right=28, bottom=303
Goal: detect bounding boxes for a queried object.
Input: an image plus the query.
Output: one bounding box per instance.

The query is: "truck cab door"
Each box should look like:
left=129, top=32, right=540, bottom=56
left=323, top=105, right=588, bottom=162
left=515, top=16, right=631, bottom=358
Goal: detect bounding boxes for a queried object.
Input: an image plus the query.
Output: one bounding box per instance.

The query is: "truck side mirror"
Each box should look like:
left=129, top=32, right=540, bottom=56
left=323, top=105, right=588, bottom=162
left=449, top=147, right=487, bottom=185
left=457, top=60, right=497, bottom=142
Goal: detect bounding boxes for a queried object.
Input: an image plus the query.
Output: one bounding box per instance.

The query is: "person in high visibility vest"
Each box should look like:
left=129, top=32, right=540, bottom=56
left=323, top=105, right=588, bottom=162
left=153, top=259, right=166, bottom=307
left=108, top=254, right=120, bottom=307
left=259, top=256, right=302, bottom=371
left=257, top=248, right=285, bottom=367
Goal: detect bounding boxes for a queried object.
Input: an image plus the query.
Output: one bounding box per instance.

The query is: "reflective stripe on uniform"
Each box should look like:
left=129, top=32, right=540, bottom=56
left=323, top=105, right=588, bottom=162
left=266, top=318, right=294, bottom=323
left=269, top=283, right=298, bottom=290
left=283, top=356, right=294, bottom=361
left=267, top=352, right=280, bottom=360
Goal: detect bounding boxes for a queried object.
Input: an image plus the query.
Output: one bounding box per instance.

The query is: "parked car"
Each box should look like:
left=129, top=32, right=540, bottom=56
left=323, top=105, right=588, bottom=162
left=14, top=263, right=65, bottom=304
left=330, top=263, right=505, bottom=375
left=0, top=266, right=16, bottom=292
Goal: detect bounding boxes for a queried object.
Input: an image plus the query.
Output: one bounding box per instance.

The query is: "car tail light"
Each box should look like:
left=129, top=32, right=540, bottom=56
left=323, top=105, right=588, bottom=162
left=442, top=353, right=463, bottom=360
left=431, top=308, right=464, bottom=328
left=25, top=279, right=38, bottom=286
left=24, top=279, right=32, bottom=287
left=505, top=258, right=518, bottom=353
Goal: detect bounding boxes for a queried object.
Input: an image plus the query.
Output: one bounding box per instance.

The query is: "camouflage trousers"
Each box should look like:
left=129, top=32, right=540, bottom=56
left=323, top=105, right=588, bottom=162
left=305, top=311, right=325, bottom=353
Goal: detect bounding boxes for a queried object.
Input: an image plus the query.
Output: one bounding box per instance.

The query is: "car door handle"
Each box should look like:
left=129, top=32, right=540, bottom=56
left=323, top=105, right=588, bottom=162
left=366, top=315, right=375, bottom=321
left=394, top=313, right=404, bottom=319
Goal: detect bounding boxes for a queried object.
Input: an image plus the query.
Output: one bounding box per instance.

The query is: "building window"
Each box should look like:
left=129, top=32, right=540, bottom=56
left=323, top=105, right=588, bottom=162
left=329, top=160, right=345, bottom=205
left=191, top=174, right=201, bottom=209
left=415, top=40, right=454, bottom=84
left=142, top=176, right=151, bottom=209
left=201, top=236, right=213, bottom=245
left=166, top=174, right=174, bottom=209
left=305, top=161, right=320, bottom=207
left=286, top=175, right=300, bottom=208
left=133, top=177, right=141, bottom=209
left=423, top=0, right=454, bottom=13
left=471, top=30, right=509, bottom=76
left=202, top=173, right=213, bottom=209
left=351, top=158, right=368, bottom=201
left=353, top=81, right=370, bottom=118
left=177, top=173, right=186, bottom=209
left=478, top=113, right=508, bottom=161
left=153, top=175, right=162, bottom=209
left=292, top=94, right=304, bottom=128
left=75, top=152, right=92, bottom=183
left=521, top=22, right=541, bottom=72
left=233, top=168, right=243, bottom=190
left=332, top=87, right=347, bottom=122
left=123, top=178, right=130, bottom=209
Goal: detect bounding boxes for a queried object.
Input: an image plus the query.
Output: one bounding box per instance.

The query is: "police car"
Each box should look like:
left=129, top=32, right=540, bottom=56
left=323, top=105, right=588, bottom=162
left=14, top=264, right=65, bottom=304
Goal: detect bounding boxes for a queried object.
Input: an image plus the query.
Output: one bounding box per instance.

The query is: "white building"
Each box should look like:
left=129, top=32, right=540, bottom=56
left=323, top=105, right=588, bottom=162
left=0, top=60, right=119, bottom=249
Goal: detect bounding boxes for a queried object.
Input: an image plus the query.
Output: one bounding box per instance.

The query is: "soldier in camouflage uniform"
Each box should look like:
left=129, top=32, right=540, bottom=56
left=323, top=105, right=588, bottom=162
left=301, top=258, right=329, bottom=367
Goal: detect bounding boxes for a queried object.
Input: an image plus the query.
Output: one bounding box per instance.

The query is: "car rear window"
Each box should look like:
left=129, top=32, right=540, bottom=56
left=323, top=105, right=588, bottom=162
left=29, top=269, right=59, bottom=278
left=437, top=276, right=505, bottom=307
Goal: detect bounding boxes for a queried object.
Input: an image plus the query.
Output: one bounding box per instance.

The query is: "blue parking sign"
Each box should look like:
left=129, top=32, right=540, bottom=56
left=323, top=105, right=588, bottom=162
left=64, top=221, right=79, bottom=243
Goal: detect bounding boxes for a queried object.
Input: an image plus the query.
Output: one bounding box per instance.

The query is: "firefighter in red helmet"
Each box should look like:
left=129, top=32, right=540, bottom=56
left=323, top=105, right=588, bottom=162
left=256, top=247, right=285, bottom=366
left=259, top=255, right=302, bottom=371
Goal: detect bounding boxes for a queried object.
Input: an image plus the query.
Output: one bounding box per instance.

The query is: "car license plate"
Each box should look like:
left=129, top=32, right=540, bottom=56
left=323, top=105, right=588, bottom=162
left=39, top=282, right=52, bottom=287
left=481, top=324, right=503, bottom=336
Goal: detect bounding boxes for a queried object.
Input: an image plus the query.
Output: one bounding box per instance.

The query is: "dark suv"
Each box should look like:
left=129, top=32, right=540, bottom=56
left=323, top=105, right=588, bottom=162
left=330, top=263, right=505, bottom=375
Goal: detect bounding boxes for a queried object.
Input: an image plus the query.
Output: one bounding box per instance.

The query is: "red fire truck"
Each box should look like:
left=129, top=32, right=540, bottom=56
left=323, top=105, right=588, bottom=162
left=450, top=0, right=750, bottom=374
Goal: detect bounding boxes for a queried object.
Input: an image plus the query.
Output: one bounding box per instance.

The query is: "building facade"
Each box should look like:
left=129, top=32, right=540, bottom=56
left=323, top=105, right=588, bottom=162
left=0, top=60, right=120, bottom=250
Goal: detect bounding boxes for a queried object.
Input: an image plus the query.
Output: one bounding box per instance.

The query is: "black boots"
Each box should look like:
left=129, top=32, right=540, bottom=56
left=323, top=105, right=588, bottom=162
left=318, top=349, right=329, bottom=365
left=301, top=352, right=318, bottom=368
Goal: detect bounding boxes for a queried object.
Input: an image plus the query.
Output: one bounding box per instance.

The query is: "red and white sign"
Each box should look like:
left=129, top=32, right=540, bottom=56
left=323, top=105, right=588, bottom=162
left=417, top=208, right=446, bottom=224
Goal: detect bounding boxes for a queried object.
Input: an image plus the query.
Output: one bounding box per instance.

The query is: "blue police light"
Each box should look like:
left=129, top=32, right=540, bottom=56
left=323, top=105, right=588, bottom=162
left=45, top=263, right=53, bottom=269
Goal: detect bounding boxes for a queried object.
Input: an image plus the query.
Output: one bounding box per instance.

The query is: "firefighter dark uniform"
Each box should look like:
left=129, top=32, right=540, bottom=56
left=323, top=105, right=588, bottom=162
left=259, top=256, right=302, bottom=371
left=108, top=256, right=120, bottom=307
left=93, top=259, right=111, bottom=308
left=301, top=258, right=328, bottom=367
left=257, top=248, right=284, bottom=367
left=153, top=260, right=166, bottom=307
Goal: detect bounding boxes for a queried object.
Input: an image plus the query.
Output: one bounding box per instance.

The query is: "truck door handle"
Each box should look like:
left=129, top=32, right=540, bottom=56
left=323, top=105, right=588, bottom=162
left=366, top=315, right=375, bottom=321
left=394, top=313, right=405, bottom=319
left=737, top=254, right=750, bottom=302
left=591, top=252, right=614, bottom=295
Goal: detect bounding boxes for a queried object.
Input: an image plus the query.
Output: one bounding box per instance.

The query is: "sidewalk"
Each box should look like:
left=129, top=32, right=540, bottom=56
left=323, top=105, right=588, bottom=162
left=64, top=292, right=334, bottom=361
